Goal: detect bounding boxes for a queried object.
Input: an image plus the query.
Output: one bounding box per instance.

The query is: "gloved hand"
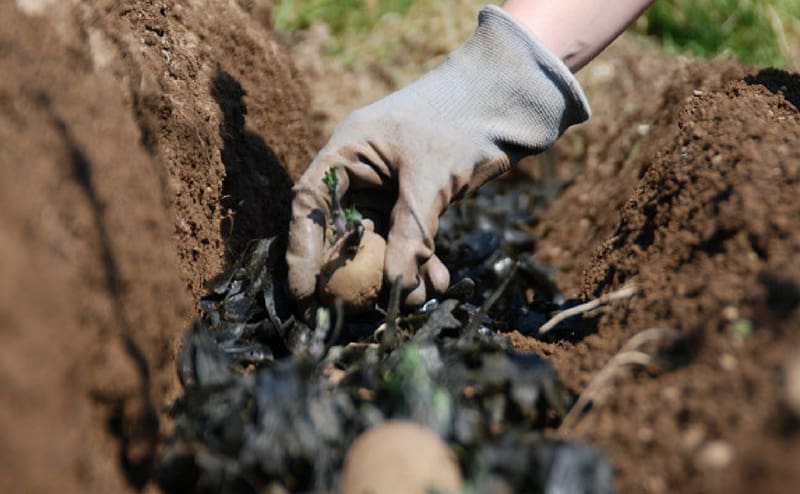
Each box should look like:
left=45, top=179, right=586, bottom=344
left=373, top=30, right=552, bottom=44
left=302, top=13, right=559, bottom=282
left=287, top=5, right=590, bottom=307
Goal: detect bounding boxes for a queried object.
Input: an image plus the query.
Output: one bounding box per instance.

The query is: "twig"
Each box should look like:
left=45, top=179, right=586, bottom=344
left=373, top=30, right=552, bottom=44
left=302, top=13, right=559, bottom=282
left=560, top=327, right=676, bottom=430
left=379, top=276, right=403, bottom=350
left=538, top=284, right=639, bottom=335
left=463, top=261, right=519, bottom=337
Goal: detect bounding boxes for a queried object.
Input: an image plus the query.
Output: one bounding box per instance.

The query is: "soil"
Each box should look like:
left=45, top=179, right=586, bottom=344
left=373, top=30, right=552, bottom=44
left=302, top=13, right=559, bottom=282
left=0, top=1, right=312, bottom=493
left=3, top=1, right=800, bottom=493
left=517, top=69, right=800, bottom=493
left=531, top=53, right=749, bottom=290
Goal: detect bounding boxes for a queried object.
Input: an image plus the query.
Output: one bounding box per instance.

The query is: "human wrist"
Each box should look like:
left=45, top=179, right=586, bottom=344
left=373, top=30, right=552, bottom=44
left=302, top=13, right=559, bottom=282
left=502, top=0, right=569, bottom=66
left=503, top=0, right=655, bottom=72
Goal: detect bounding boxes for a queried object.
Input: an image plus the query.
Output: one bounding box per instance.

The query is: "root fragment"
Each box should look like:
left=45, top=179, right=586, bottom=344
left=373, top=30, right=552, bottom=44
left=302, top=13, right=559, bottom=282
left=538, top=284, right=639, bottom=335
left=560, top=327, right=676, bottom=431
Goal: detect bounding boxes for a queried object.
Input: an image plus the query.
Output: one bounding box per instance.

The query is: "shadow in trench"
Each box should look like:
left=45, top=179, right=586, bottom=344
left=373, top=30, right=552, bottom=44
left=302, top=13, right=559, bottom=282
left=211, top=69, right=295, bottom=261
left=744, top=68, right=800, bottom=110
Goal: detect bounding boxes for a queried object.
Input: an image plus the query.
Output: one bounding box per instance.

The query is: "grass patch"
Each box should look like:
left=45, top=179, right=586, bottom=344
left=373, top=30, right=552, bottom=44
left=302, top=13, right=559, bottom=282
left=275, top=0, right=414, bottom=33
left=275, top=0, right=493, bottom=85
left=640, top=0, right=800, bottom=69
left=275, top=0, right=799, bottom=76
left=274, top=0, right=417, bottom=56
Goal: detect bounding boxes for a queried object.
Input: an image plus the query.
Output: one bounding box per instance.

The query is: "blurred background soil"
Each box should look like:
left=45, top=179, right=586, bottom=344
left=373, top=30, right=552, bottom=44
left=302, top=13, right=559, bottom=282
left=1, top=0, right=799, bottom=493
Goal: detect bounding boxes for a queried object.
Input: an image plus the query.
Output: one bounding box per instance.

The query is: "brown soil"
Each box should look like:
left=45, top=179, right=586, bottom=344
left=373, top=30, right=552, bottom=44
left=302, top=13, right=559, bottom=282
left=4, top=1, right=800, bottom=492
left=517, top=69, right=800, bottom=493
left=0, top=1, right=312, bottom=493
left=532, top=54, right=748, bottom=290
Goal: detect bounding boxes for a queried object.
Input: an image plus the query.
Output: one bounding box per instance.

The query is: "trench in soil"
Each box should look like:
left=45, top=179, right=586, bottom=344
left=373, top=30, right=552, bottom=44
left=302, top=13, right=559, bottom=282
left=158, top=66, right=800, bottom=494
left=2, top=2, right=800, bottom=492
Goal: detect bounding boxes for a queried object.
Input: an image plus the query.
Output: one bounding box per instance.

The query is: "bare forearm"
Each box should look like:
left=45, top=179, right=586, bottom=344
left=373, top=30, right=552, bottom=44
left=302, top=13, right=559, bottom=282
left=503, top=0, right=654, bottom=72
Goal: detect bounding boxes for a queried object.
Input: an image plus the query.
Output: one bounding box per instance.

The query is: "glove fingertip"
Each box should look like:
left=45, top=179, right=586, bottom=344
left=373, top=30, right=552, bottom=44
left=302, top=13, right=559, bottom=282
left=404, top=281, right=427, bottom=307
left=422, top=255, right=450, bottom=296
left=286, top=202, right=326, bottom=302
left=383, top=238, right=421, bottom=291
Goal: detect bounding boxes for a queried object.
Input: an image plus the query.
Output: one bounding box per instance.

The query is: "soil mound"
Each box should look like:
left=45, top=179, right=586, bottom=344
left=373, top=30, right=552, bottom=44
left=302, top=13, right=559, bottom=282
left=533, top=57, right=747, bottom=290
left=0, top=1, right=312, bottom=493
left=523, top=70, right=800, bottom=493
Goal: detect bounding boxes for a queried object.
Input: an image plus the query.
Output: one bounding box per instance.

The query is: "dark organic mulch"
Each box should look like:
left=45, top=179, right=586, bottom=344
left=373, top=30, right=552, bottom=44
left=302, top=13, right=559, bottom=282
left=158, top=176, right=612, bottom=493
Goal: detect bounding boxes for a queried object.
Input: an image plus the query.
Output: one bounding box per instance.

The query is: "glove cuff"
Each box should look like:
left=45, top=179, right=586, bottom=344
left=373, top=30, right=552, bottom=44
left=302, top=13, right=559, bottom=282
left=476, top=4, right=591, bottom=126
left=413, top=5, right=591, bottom=157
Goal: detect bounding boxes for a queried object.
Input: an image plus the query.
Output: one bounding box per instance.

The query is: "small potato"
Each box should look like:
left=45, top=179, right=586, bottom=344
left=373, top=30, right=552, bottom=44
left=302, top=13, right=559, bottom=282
left=319, top=230, right=385, bottom=313
left=340, top=420, right=462, bottom=494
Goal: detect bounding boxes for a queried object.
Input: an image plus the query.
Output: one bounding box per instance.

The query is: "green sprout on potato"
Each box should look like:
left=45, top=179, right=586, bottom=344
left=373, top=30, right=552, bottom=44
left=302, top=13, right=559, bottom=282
left=322, top=167, right=364, bottom=262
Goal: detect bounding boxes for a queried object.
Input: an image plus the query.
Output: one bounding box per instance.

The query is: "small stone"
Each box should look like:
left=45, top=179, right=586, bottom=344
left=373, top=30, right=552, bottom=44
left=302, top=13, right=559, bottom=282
left=15, top=0, right=54, bottom=16
left=785, top=352, right=800, bottom=416
left=719, top=354, right=737, bottom=371
left=722, top=306, right=739, bottom=321
left=695, top=440, right=734, bottom=471
left=682, top=425, right=706, bottom=451
left=637, top=426, right=654, bottom=443
left=661, top=386, right=680, bottom=403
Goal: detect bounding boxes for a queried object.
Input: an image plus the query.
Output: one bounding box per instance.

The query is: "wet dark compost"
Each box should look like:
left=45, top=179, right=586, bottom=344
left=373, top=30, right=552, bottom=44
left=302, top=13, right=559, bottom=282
left=159, top=173, right=612, bottom=493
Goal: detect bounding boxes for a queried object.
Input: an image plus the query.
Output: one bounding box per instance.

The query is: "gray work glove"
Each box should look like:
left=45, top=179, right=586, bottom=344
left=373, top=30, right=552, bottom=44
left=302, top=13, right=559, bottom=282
left=287, top=5, right=590, bottom=306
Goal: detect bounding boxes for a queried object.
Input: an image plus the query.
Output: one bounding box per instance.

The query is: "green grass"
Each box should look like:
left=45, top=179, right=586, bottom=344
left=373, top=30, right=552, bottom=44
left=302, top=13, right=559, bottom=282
left=275, top=0, right=414, bottom=33
left=274, top=0, right=417, bottom=56
left=641, top=0, right=800, bottom=68
left=275, top=0, right=493, bottom=85
left=274, top=0, right=800, bottom=71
